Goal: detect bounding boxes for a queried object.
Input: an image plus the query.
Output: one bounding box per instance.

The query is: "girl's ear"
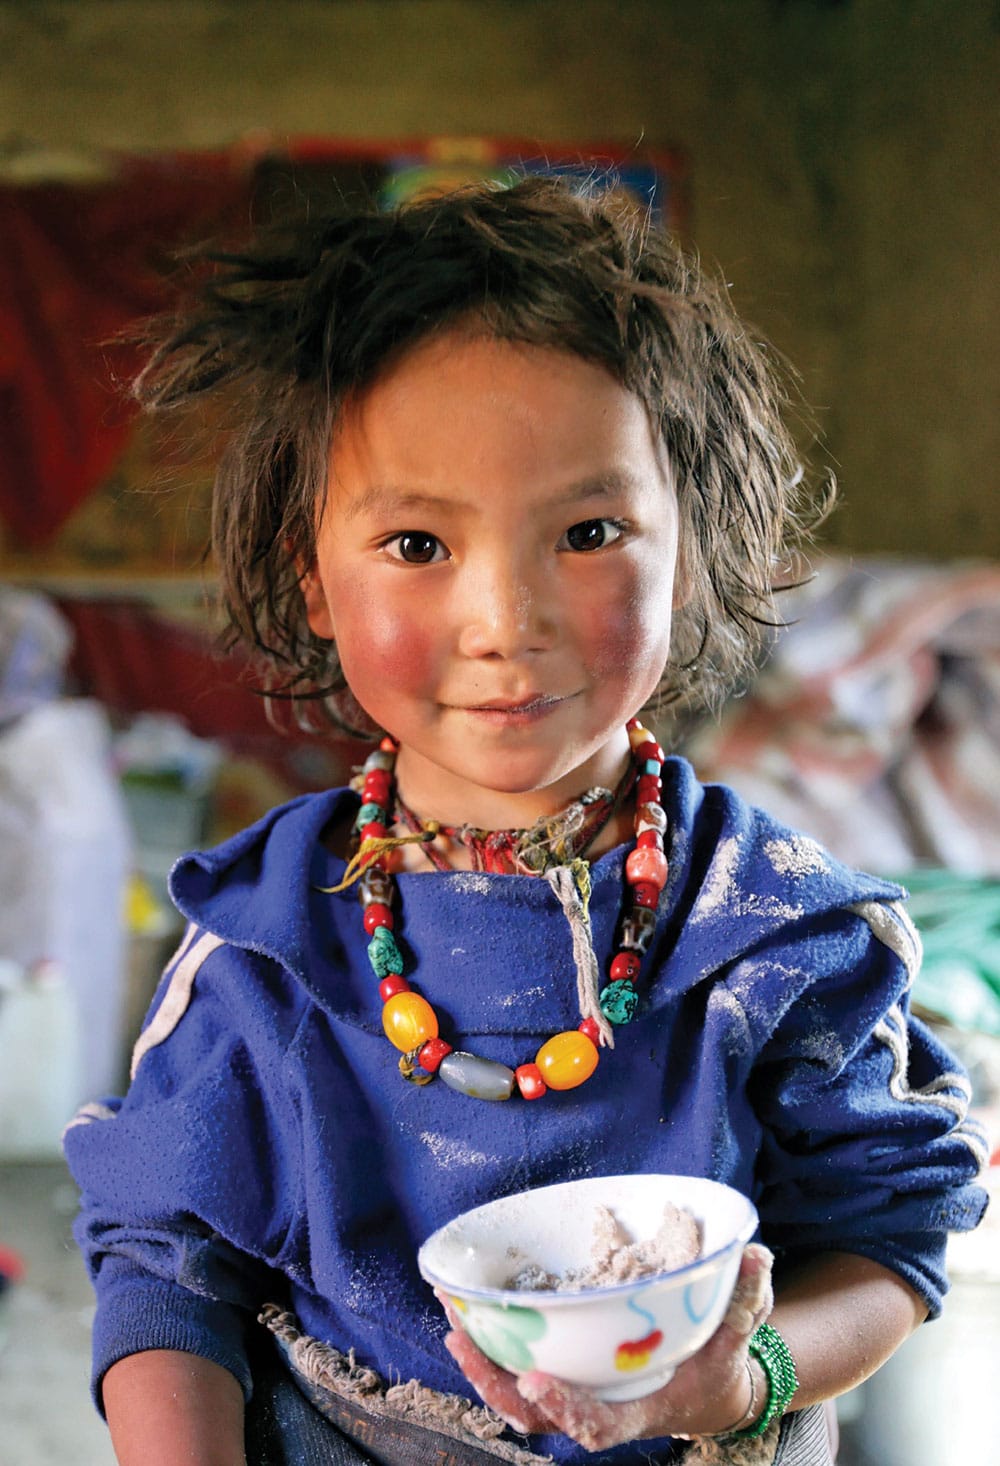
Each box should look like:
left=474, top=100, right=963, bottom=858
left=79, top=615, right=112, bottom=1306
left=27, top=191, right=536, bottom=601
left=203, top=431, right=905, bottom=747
left=299, top=563, right=336, bottom=641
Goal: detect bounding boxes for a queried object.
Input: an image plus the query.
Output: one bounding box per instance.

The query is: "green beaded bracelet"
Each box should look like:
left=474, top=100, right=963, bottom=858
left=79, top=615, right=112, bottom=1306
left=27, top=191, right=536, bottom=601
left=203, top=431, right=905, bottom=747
left=731, top=1321, right=799, bottom=1440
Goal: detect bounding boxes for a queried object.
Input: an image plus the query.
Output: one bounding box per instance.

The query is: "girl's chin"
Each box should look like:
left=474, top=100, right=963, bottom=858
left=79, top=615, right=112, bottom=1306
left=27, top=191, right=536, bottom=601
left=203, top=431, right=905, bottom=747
left=395, top=744, right=629, bottom=824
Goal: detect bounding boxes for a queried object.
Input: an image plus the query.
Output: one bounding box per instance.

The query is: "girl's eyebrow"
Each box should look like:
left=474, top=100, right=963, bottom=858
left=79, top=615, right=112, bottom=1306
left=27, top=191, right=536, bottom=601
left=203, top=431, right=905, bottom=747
left=343, top=486, right=453, bottom=521
left=343, top=472, right=639, bottom=521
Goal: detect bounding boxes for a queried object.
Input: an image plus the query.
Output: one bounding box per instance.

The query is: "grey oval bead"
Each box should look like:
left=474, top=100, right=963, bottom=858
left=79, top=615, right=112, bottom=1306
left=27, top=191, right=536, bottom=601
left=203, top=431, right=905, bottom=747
left=438, top=1051, right=515, bottom=1102
left=363, top=749, right=395, bottom=773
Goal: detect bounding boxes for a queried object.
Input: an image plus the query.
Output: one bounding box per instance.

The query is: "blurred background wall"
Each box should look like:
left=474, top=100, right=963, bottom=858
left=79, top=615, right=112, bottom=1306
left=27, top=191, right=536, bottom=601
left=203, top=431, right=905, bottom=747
left=0, top=0, right=996, bottom=559
left=1, top=15, right=998, bottom=1463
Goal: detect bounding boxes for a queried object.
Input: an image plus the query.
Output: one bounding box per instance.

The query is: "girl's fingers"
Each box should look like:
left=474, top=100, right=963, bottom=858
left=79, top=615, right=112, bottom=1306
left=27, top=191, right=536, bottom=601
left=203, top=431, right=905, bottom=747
left=518, top=1372, right=652, bottom=1453
left=515, top=1246, right=777, bottom=1449
left=435, top=1293, right=557, bottom=1436
left=443, top=1328, right=550, bottom=1435
left=722, top=1242, right=774, bottom=1337
left=434, top=1249, right=775, bottom=1451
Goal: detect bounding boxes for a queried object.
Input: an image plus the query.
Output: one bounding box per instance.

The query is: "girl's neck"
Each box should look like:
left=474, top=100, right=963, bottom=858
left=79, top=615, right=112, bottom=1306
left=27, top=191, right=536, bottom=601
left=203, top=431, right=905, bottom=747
left=389, top=739, right=637, bottom=873
left=391, top=735, right=633, bottom=834
left=393, top=792, right=638, bottom=873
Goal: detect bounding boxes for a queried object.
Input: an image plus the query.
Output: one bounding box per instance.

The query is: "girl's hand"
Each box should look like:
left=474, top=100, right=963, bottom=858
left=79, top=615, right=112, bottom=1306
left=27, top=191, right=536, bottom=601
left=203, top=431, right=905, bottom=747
left=441, top=1243, right=773, bottom=1452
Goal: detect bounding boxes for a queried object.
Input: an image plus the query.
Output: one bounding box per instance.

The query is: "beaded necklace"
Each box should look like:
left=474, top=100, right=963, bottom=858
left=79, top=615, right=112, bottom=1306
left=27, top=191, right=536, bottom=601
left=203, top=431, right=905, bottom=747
left=392, top=765, right=635, bottom=876
left=334, top=718, right=667, bottom=1102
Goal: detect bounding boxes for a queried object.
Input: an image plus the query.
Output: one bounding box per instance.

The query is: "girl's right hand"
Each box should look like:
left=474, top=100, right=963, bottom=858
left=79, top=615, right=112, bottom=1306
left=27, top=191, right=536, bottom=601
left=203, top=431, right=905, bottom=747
left=441, top=1242, right=774, bottom=1451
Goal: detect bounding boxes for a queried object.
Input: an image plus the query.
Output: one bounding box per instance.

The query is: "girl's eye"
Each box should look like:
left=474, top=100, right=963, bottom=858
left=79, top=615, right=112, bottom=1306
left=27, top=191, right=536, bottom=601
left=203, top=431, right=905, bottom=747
left=384, top=532, right=447, bottom=565
left=559, top=518, right=626, bottom=553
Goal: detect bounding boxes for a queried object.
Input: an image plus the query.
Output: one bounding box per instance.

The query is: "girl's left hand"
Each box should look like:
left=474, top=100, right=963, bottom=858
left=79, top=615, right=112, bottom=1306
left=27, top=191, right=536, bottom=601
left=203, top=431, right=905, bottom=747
left=440, top=1242, right=773, bottom=1452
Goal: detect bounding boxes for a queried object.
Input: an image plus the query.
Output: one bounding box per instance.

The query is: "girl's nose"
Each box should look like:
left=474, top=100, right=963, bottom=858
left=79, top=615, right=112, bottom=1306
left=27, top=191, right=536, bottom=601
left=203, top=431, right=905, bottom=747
left=456, top=561, right=556, bottom=660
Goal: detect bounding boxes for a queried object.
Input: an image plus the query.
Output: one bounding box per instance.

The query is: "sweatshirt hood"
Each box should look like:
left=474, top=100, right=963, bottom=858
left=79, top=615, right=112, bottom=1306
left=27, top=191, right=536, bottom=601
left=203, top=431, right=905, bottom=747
left=168, top=760, right=904, bottom=1016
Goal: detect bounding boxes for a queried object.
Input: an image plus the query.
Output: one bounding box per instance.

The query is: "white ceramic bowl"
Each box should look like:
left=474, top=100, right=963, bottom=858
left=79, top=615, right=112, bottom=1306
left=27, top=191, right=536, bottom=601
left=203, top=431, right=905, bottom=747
left=418, top=1173, right=757, bottom=1402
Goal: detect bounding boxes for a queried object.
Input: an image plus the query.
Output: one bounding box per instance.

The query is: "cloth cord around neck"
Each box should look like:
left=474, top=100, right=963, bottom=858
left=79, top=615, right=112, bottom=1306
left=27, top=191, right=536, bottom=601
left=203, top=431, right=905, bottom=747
left=393, top=762, right=636, bottom=876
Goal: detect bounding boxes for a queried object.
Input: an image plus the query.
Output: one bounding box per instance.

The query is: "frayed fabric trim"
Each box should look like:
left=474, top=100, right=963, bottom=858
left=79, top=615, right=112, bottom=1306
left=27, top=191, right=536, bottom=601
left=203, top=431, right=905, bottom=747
left=689, top=1402, right=835, bottom=1466
left=258, top=1305, right=554, bottom=1465
left=257, top=1305, right=824, bottom=1466
left=685, top=1422, right=781, bottom=1465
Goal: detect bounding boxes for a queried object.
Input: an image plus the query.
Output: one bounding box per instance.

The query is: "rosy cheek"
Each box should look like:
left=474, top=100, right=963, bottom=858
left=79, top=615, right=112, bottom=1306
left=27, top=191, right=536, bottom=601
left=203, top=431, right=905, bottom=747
left=337, top=593, right=437, bottom=720
left=586, top=565, right=673, bottom=682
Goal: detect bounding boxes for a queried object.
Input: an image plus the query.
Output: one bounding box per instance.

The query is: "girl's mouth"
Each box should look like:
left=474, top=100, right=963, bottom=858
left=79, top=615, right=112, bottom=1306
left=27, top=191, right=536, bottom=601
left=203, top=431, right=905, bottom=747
left=461, top=695, right=565, bottom=724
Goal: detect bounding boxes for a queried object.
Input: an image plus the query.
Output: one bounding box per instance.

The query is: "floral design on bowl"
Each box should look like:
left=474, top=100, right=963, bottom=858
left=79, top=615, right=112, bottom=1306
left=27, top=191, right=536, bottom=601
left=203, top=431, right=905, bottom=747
left=452, top=1295, right=548, bottom=1373
left=419, top=1173, right=758, bottom=1403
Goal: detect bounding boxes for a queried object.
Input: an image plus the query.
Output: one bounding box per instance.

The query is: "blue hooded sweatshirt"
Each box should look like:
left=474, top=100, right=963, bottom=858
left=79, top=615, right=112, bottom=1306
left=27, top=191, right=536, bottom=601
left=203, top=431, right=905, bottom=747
left=65, top=757, right=988, bottom=1463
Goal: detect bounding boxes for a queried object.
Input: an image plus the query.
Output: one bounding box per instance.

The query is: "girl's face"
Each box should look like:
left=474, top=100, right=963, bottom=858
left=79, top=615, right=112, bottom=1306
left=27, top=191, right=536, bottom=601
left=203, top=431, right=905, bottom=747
left=302, top=331, right=681, bottom=830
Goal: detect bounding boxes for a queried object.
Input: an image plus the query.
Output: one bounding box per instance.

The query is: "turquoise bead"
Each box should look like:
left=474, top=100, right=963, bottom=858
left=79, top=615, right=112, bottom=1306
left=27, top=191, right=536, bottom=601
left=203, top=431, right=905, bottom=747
left=368, top=926, right=403, bottom=977
left=599, top=978, right=639, bottom=1025
left=354, top=801, right=386, bottom=831
left=643, top=758, right=661, bottom=776
left=438, top=1051, right=515, bottom=1101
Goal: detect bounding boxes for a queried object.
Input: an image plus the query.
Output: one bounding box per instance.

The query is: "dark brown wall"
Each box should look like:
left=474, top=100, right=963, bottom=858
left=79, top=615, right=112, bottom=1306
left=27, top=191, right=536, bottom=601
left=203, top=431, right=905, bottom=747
left=1, top=0, right=997, bottom=557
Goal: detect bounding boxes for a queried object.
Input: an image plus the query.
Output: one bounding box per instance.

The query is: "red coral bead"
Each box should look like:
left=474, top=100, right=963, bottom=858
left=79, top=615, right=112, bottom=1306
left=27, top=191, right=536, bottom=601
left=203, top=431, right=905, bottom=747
left=379, top=975, right=410, bottom=1002
left=418, top=1037, right=452, bottom=1073
left=379, top=736, right=398, bottom=753
left=363, top=770, right=392, bottom=798
left=578, top=1016, right=602, bottom=1045
left=361, top=821, right=387, bottom=843
left=363, top=902, right=394, bottom=934
left=635, top=740, right=664, bottom=764
left=636, top=775, right=662, bottom=804
left=632, top=881, right=659, bottom=909
left=626, top=845, right=669, bottom=889
left=515, top=1063, right=547, bottom=1100
left=610, top=951, right=642, bottom=981
left=637, top=830, right=663, bottom=849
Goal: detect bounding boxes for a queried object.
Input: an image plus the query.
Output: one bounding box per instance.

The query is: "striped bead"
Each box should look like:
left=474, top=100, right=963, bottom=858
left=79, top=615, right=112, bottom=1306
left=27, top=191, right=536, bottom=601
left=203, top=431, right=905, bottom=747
left=637, top=802, right=667, bottom=835
left=621, top=906, right=657, bottom=953
left=359, top=866, right=394, bottom=906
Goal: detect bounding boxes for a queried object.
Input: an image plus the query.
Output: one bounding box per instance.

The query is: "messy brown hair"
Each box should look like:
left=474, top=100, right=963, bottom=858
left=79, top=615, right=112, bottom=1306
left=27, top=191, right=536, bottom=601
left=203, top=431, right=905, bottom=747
left=136, top=175, right=829, bottom=730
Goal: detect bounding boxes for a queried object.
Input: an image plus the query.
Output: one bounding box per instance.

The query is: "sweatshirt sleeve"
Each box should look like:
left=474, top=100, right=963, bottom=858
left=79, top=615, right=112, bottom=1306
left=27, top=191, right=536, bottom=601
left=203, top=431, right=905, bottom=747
left=63, top=929, right=307, bottom=1410
left=83, top=1253, right=253, bottom=1411
left=745, top=898, right=989, bottom=1315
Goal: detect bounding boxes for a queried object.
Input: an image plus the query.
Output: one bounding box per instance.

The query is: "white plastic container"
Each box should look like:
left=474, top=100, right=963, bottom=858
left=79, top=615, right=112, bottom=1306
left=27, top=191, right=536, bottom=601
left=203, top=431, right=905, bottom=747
left=0, top=959, right=79, bottom=1158
left=0, top=699, right=131, bottom=1111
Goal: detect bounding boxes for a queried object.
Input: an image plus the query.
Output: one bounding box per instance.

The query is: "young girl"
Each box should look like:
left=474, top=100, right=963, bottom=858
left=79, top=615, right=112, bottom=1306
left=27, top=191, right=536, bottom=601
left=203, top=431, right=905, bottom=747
left=65, top=177, right=987, bottom=1466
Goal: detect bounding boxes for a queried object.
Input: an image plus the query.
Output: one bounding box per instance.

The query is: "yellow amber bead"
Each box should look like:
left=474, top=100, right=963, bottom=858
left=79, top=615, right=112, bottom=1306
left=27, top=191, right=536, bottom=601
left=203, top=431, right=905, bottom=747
left=535, top=1030, right=598, bottom=1090
left=382, top=992, right=439, bottom=1052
